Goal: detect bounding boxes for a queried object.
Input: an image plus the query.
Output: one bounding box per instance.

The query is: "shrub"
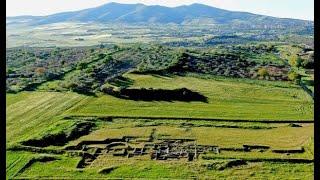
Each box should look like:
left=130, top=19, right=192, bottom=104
left=288, top=71, right=301, bottom=81
left=35, top=67, right=46, bottom=76
left=98, top=53, right=106, bottom=59
left=60, top=60, right=66, bottom=65
left=99, top=44, right=105, bottom=49
left=103, top=55, right=113, bottom=63
left=6, top=68, right=15, bottom=74
left=301, top=60, right=314, bottom=69
left=77, top=62, right=87, bottom=70
left=61, top=80, right=79, bottom=90
left=45, top=72, right=61, bottom=80
left=257, top=68, right=269, bottom=77
left=288, top=55, right=302, bottom=67
left=85, top=67, right=94, bottom=73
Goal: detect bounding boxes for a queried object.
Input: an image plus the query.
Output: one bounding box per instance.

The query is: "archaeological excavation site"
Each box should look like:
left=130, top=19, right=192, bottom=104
left=7, top=115, right=313, bottom=178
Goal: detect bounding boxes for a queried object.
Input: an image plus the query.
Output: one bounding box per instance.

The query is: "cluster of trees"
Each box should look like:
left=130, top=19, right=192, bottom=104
left=289, top=54, right=314, bottom=69
left=59, top=52, right=135, bottom=95
left=6, top=46, right=110, bottom=92
left=135, top=46, right=181, bottom=73
left=286, top=47, right=314, bottom=84
left=7, top=43, right=312, bottom=93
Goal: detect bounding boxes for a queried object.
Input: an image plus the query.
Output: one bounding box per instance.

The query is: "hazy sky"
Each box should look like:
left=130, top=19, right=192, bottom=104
left=6, top=0, right=314, bottom=20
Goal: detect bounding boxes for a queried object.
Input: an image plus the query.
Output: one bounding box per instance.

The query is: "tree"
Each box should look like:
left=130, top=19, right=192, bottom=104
left=99, top=44, right=105, bottom=49
left=257, top=67, right=269, bottom=77
left=63, top=81, right=78, bottom=90
left=85, top=67, right=94, bottom=73
left=301, top=53, right=314, bottom=69
left=98, top=53, right=106, bottom=59
left=77, top=62, right=87, bottom=70
left=60, top=60, right=66, bottom=66
left=301, top=59, right=314, bottom=69
left=6, top=68, right=15, bottom=74
left=266, top=44, right=275, bottom=52
left=35, top=67, right=46, bottom=76
left=288, top=71, right=301, bottom=82
left=288, top=55, right=302, bottom=67
left=113, top=45, right=120, bottom=50
left=103, top=55, right=113, bottom=63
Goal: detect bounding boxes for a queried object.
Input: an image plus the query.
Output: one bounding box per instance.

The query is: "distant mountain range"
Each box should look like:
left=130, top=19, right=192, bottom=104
left=7, top=2, right=313, bottom=26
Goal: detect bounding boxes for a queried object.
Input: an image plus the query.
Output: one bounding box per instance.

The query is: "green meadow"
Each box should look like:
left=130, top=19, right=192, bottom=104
left=6, top=74, right=314, bottom=179
left=67, top=73, right=313, bottom=120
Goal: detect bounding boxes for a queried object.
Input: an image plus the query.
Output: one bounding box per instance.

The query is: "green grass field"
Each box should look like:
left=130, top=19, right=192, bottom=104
left=15, top=156, right=313, bottom=179
left=67, top=73, right=313, bottom=120
left=67, top=119, right=313, bottom=150
left=6, top=92, right=87, bottom=146
left=6, top=74, right=314, bottom=179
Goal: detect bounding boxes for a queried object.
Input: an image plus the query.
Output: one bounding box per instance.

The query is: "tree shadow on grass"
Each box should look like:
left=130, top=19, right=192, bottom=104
left=104, top=87, right=208, bottom=103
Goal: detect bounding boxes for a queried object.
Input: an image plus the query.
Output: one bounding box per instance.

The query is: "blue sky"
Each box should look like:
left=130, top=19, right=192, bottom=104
left=6, top=0, right=314, bottom=20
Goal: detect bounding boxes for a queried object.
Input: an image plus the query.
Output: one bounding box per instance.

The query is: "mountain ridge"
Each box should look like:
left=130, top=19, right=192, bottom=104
left=6, top=2, right=313, bottom=26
